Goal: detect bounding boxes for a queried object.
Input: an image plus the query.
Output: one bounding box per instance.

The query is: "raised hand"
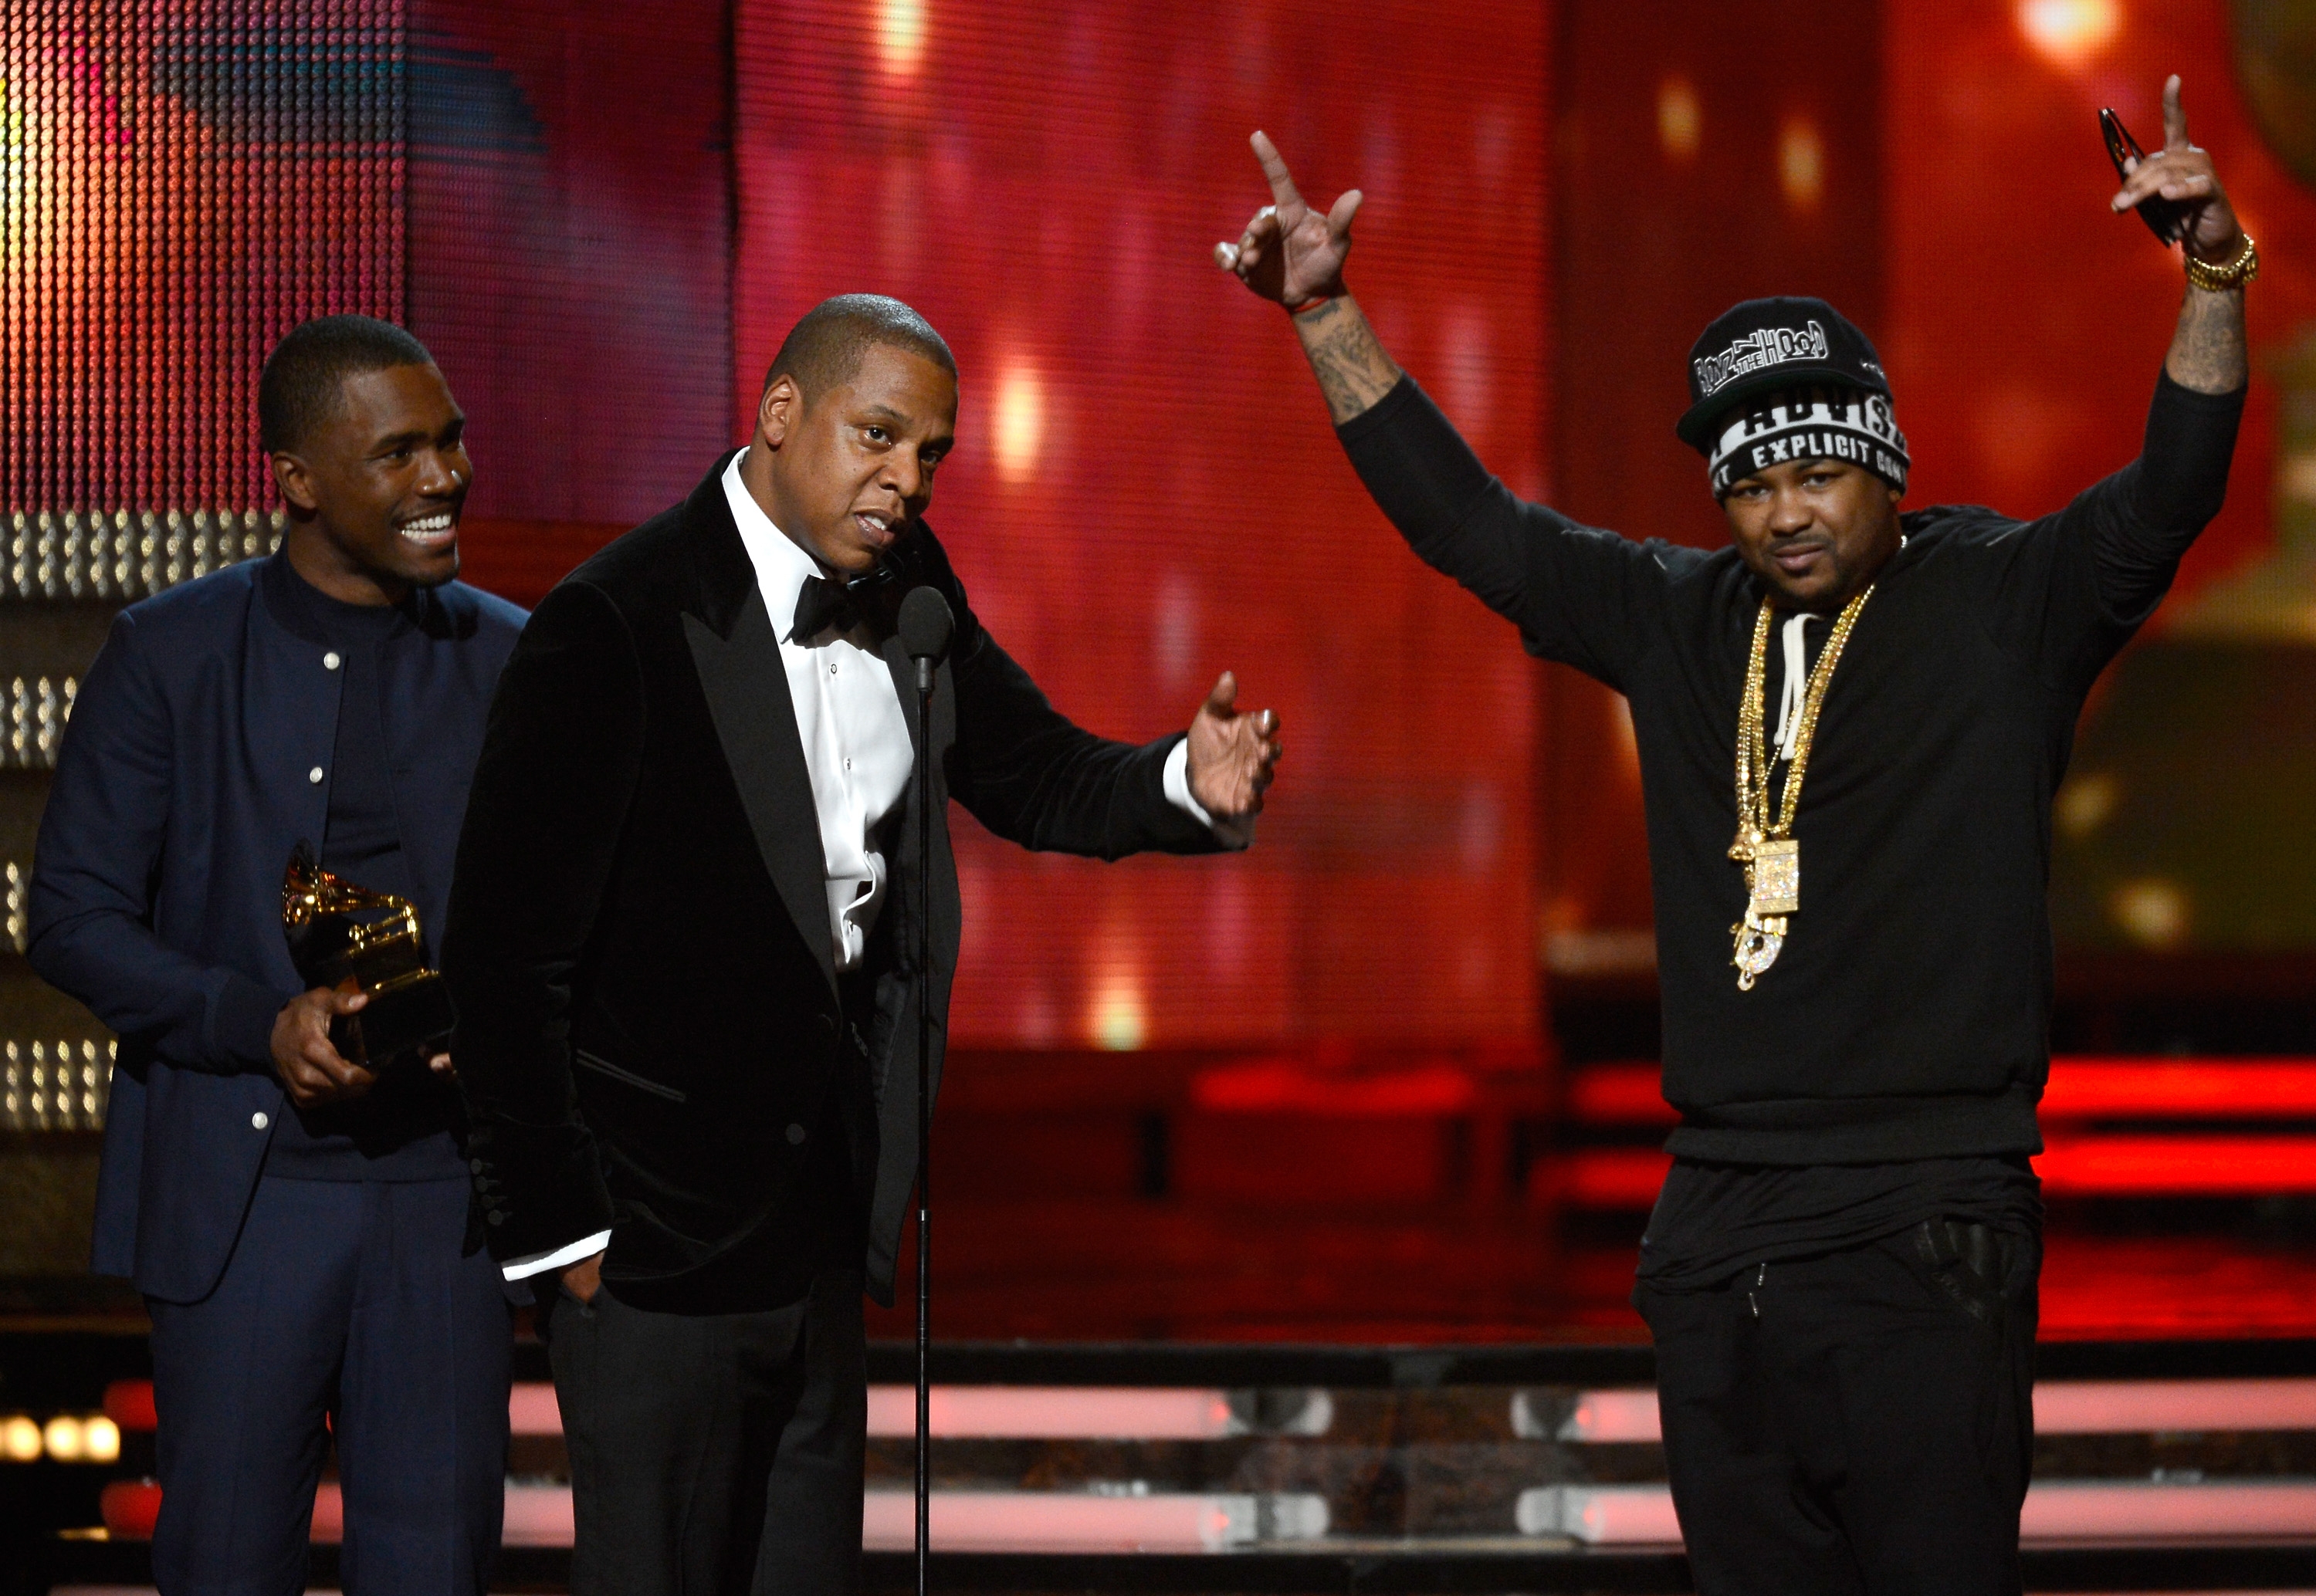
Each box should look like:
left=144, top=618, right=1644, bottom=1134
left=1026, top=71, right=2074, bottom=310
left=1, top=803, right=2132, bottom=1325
left=1185, top=671, right=1282, bottom=821
left=1213, top=131, right=1363, bottom=309
left=2111, top=76, right=2243, bottom=263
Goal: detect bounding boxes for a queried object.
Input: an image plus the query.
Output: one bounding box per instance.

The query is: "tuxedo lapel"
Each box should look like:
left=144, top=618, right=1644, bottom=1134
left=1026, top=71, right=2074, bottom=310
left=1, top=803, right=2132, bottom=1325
left=684, top=590, right=837, bottom=998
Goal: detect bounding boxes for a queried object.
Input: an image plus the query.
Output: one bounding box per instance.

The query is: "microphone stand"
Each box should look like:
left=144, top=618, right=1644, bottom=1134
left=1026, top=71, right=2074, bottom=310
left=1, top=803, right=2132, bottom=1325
left=913, top=647, right=934, bottom=1596
left=896, top=583, right=951, bottom=1596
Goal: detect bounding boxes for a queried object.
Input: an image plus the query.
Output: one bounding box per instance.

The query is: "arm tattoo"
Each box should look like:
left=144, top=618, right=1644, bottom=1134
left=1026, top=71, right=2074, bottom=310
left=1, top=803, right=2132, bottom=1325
left=2165, top=281, right=2250, bottom=395
left=1293, top=298, right=1403, bottom=424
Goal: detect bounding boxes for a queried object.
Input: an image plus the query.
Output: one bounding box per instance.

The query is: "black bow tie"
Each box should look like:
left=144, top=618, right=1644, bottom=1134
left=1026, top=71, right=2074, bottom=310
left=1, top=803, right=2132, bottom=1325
left=791, top=572, right=881, bottom=643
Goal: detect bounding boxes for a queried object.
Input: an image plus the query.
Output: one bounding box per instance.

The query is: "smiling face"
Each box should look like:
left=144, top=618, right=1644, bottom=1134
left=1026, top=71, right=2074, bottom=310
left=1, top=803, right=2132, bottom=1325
left=270, top=362, right=470, bottom=604
left=1720, top=455, right=1903, bottom=612
left=744, top=340, right=957, bottom=575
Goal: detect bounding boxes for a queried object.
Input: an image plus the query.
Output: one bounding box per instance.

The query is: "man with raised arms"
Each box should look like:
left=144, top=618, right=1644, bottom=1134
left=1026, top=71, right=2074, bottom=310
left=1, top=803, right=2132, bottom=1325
left=1217, top=78, right=2249, bottom=1591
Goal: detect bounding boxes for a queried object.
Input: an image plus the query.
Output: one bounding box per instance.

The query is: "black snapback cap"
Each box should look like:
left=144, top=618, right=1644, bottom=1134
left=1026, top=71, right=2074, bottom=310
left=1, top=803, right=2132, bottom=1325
left=1675, top=296, right=1891, bottom=451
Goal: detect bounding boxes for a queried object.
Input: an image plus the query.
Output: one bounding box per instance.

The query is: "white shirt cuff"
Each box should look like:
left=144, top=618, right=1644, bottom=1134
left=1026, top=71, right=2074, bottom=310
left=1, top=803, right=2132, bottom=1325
left=1163, top=738, right=1253, bottom=847
left=500, top=1229, right=611, bottom=1282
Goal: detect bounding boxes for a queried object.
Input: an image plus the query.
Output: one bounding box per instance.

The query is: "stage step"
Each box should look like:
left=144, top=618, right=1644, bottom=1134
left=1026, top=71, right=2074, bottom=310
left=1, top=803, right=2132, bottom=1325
left=1517, top=1478, right=2316, bottom=1546
left=40, top=1341, right=2316, bottom=1588
left=1536, top=1378, right=2316, bottom=1442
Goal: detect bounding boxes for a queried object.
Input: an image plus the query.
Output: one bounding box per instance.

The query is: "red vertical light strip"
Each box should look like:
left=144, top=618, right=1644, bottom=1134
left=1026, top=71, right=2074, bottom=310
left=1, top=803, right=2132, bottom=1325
left=98, top=2, right=116, bottom=521
left=388, top=0, right=405, bottom=321
left=136, top=2, right=149, bottom=517
left=146, top=2, right=164, bottom=515
left=5, top=13, right=16, bottom=507
left=53, top=3, right=70, bottom=512
left=3, top=12, right=18, bottom=508
left=52, top=0, right=67, bottom=514
left=34, top=0, right=46, bottom=509
left=72, top=4, right=88, bottom=514
left=216, top=15, right=235, bottom=512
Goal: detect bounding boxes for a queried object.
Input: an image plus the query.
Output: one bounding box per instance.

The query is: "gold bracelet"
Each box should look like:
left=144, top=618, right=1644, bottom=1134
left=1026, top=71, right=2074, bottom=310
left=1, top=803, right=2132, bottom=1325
left=2185, top=232, right=2259, bottom=292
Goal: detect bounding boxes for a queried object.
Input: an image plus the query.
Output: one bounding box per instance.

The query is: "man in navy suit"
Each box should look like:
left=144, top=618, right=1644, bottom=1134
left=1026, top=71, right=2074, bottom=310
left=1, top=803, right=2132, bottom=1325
left=29, top=316, right=527, bottom=1594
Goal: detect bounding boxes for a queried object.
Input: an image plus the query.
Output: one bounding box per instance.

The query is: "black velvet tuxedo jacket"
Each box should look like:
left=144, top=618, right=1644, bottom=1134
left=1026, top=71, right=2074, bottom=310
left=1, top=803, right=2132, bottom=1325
left=442, top=455, right=1224, bottom=1313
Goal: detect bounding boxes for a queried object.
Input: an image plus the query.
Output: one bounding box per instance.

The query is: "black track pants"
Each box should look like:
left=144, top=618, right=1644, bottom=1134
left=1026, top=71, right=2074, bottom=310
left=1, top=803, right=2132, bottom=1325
left=1634, top=1219, right=2040, bottom=1596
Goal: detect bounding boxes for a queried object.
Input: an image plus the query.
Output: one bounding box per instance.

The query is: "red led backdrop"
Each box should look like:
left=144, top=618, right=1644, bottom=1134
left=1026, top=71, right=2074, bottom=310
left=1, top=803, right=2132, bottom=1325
left=2, top=0, right=1549, bottom=1060
left=1884, top=0, right=2316, bottom=605
left=733, top=0, right=1551, bottom=1050
left=0, top=1, right=405, bottom=512
left=10, top=0, right=2311, bottom=1057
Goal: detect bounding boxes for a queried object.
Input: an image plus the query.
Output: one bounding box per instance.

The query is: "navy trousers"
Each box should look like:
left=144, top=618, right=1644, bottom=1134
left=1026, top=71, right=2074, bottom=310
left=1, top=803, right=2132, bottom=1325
left=145, top=1175, right=512, bottom=1596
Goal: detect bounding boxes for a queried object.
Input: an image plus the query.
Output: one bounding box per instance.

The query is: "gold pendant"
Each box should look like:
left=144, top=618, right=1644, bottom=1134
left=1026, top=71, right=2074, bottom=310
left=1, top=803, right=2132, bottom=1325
left=1749, top=837, right=1799, bottom=916
left=1732, top=906, right=1788, bottom=991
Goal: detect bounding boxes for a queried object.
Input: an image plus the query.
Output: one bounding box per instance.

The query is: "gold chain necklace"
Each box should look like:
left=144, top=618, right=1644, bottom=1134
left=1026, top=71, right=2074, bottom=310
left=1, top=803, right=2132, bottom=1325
left=1728, top=585, right=1873, bottom=989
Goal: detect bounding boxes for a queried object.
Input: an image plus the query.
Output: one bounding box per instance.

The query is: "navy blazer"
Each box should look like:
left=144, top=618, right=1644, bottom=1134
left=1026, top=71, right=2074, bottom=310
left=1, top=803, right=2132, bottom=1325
left=28, top=553, right=526, bottom=1303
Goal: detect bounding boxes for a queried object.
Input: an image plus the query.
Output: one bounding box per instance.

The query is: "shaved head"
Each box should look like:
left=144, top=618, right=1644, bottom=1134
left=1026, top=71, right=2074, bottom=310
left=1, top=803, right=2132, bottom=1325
left=763, top=294, right=957, bottom=404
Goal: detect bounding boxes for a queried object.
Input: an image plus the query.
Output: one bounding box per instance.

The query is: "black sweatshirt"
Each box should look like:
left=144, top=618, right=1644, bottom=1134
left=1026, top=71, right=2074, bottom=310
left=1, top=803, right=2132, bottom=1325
left=1339, top=372, right=2244, bottom=1177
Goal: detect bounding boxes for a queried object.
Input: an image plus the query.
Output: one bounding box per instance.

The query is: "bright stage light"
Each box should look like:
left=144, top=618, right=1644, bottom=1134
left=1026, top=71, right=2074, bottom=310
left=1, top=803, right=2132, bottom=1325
left=2108, top=876, right=2188, bottom=948
left=1657, top=77, right=1700, bottom=164
left=0, top=1415, right=40, bottom=1462
left=42, top=1415, right=84, bottom=1461
left=2054, top=770, right=2118, bottom=838
left=1779, top=116, right=1824, bottom=214
left=82, top=1415, right=121, bottom=1463
left=991, top=363, right=1046, bottom=485
left=878, top=0, right=928, bottom=76
left=2018, top=0, right=2121, bottom=69
left=1089, top=970, right=1146, bottom=1052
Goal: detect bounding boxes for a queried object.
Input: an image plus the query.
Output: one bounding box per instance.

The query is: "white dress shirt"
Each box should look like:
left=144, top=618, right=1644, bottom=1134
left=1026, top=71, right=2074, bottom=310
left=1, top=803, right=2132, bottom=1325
left=724, top=453, right=917, bottom=972
left=503, top=451, right=1233, bottom=1282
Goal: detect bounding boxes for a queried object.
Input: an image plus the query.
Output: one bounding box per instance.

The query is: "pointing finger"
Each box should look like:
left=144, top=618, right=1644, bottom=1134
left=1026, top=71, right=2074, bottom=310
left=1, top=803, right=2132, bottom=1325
left=2162, top=73, right=2188, bottom=151
left=1250, top=130, right=1306, bottom=214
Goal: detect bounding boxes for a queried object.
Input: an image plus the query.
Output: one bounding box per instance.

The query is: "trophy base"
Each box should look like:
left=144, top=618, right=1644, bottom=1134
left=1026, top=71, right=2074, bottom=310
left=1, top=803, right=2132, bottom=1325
left=330, top=970, right=457, bottom=1067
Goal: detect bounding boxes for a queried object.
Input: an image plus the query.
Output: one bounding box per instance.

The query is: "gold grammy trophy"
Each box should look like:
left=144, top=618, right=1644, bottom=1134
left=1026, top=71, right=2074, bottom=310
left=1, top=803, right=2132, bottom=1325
left=281, top=843, right=456, bottom=1065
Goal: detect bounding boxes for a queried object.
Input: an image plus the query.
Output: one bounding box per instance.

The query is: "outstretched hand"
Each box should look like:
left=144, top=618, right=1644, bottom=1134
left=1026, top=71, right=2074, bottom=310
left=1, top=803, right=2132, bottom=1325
left=2111, top=75, right=2242, bottom=262
left=1213, top=131, right=1362, bottom=308
left=1186, top=671, right=1282, bottom=820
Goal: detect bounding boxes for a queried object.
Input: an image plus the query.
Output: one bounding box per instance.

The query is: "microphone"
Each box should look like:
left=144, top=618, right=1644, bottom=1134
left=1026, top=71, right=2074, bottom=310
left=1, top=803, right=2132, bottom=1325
left=898, top=586, right=953, bottom=696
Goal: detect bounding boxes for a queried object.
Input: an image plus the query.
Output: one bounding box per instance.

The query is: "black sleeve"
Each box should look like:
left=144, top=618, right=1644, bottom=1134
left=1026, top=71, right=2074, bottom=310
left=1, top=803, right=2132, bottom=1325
left=1977, top=371, right=2245, bottom=696
left=2101, top=372, right=2247, bottom=619
left=943, top=582, right=1223, bottom=861
left=441, top=581, right=639, bottom=1263
left=1336, top=377, right=1678, bottom=692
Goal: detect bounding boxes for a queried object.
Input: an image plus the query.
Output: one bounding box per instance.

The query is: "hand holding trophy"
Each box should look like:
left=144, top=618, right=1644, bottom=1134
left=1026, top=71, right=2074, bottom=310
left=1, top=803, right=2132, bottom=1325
left=280, top=843, right=457, bottom=1073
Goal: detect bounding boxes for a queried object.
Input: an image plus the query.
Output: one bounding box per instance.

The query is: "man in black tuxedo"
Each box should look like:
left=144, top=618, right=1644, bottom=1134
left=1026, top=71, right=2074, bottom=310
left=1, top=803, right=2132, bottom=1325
left=442, top=293, right=1281, bottom=1594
